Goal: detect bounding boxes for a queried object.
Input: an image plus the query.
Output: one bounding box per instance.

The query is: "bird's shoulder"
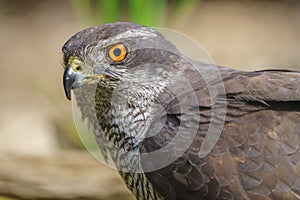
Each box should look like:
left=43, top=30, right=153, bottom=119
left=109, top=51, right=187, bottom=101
left=143, top=65, right=300, bottom=199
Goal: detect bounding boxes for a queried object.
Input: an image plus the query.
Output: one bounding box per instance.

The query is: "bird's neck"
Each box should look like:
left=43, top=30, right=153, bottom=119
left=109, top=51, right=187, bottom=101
left=94, top=82, right=166, bottom=149
left=74, top=77, right=173, bottom=173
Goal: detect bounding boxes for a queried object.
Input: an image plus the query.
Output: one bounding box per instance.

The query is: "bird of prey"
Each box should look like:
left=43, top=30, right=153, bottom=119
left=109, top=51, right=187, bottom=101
left=62, top=22, right=300, bottom=200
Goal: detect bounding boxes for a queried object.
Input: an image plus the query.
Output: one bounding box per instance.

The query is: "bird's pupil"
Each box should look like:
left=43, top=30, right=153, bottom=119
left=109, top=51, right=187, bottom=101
left=114, top=48, right=121, bottom=57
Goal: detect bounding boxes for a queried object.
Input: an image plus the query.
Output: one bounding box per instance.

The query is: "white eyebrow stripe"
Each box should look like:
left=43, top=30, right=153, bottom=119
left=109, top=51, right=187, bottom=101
left=98, top=28, right=159, bottom=47
left=115, top=28, right=158, bottom=40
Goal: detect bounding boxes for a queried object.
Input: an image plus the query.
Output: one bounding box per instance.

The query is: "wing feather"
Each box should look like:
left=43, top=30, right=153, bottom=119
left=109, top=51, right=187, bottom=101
left=144, top=67, right=300, bottom=199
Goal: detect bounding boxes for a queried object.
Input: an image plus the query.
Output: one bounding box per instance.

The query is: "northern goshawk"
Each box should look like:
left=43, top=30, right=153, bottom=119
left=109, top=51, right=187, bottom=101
left=62, top=22, right=300, bottom=200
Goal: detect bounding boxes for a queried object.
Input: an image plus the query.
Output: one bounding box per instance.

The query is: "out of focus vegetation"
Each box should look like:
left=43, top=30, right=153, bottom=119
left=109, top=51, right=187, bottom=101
left=0, top=0, right=299, bottom=199
left=70, top=0, right=199, bottom=26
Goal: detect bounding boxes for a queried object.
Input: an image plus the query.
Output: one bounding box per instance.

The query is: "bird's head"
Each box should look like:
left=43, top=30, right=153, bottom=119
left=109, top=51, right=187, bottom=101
left=62, top=22, right=182, bottom=101
left=62, top=22, right=206, bottom=155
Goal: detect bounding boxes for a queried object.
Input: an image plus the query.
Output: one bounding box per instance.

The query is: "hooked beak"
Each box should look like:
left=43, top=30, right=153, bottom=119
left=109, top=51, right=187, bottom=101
left=63, top=64, right=76, bottom=100
left=63, top=64, right=109, bottom=100
left=63, top=64, right=88, bottom=100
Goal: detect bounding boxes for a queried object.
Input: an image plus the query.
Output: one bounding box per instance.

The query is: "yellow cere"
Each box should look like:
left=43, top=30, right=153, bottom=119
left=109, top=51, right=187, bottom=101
left=68, top=56, right=82, bottom=71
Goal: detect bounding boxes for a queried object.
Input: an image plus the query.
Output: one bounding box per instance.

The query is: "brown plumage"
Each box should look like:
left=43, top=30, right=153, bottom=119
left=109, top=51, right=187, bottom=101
left=62, top=22, right=300, bottom=200
left=143, top=69, right=300, bottom=200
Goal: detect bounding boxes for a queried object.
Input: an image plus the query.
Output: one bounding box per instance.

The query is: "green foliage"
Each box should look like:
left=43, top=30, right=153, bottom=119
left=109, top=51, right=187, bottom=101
left=128, top=0, right=167, bottom=26
left=99, top=0, right=120, bottom=23
left=69, top=0, right=200, bottom=27
left=70, top=0, right=98, bottom=25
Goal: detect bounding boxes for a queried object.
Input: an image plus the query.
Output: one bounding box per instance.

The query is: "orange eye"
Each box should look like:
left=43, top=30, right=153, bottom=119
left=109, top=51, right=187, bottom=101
left=108, top=44, right=127, bottom=62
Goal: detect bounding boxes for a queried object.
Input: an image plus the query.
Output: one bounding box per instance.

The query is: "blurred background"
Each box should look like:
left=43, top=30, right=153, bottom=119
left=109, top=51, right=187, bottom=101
left=0, top=0, right=299, bottom=199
